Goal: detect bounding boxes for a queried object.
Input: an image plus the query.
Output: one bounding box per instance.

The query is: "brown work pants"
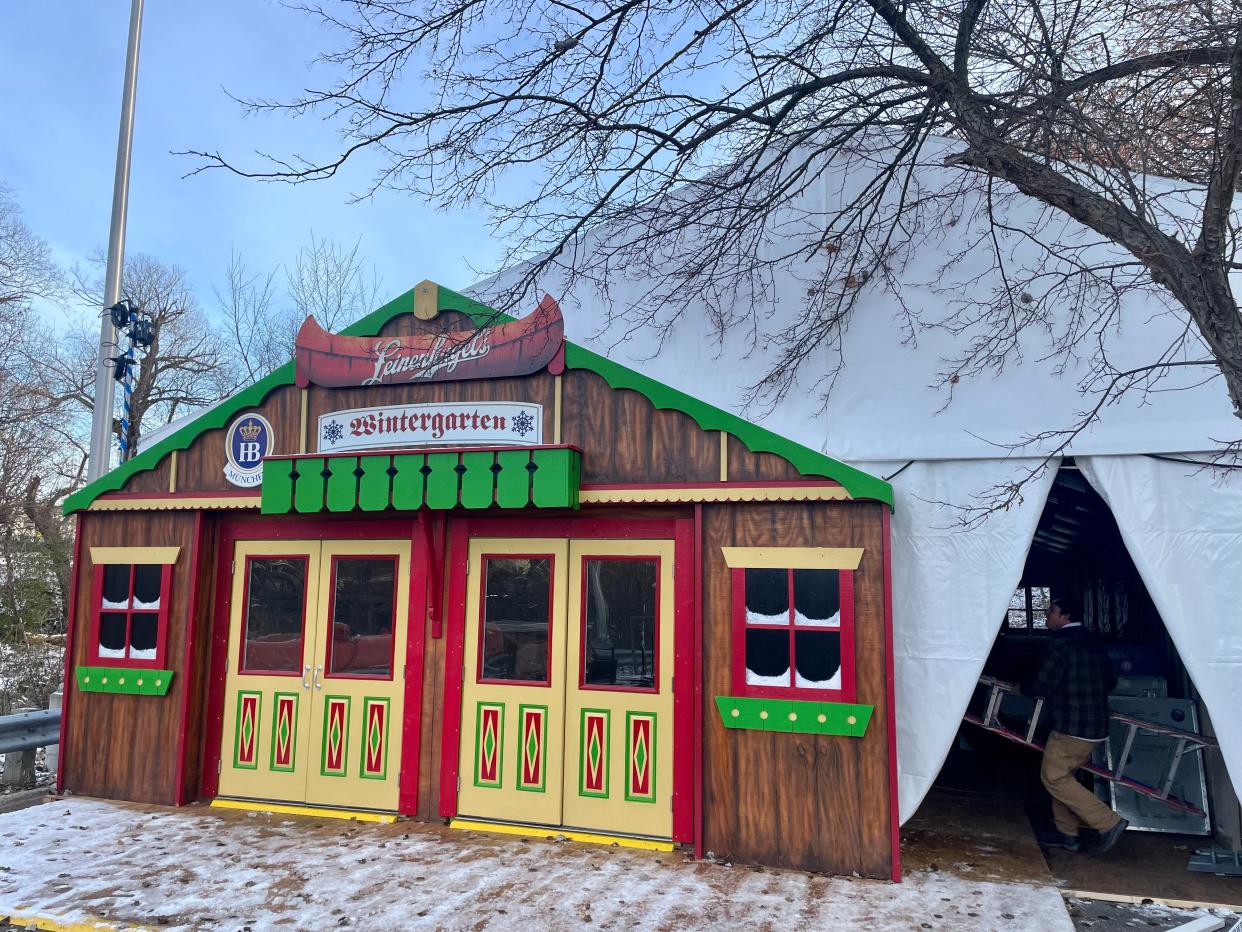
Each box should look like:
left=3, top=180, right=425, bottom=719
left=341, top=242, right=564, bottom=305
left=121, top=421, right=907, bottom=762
left=1041, top=731, right=1122, bottom=836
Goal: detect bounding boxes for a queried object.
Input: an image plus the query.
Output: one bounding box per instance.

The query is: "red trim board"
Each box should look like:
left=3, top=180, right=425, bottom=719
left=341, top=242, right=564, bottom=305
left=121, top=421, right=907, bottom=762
left=56, top=516, right=82, bottom=794
left=883, top=508, right=901, bottom=882
left=691, top=505, right=704, bottom=859
left=398, top=513, right=431, bottom=815
left=437, top=521, right=470, bottom=818
left=174, top=512, right=207, bottom=806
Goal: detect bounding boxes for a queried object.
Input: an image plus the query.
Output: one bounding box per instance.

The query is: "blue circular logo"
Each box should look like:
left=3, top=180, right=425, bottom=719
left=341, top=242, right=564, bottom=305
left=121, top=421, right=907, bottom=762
left=224, top=413, right=274, bottom=487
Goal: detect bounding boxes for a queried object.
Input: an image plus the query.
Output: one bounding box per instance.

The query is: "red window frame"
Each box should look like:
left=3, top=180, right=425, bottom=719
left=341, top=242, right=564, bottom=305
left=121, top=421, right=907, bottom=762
left=578, top=554, right=661, bottom=694
left=476, top=552, right=556, bottom=688
left=88, top=563, right=173, bottom=669
left=237, top=553, right=311, bottom=677
left=324, top=553, right=400, bottom=682
left=730, top=566, right=856, bottom=702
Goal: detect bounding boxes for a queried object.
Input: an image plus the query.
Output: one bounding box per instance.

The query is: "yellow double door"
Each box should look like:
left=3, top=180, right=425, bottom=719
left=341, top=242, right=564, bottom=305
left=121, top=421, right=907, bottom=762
left=457, top=538, right=675, bottom=839
left=218, top=539, right=410, bottom=811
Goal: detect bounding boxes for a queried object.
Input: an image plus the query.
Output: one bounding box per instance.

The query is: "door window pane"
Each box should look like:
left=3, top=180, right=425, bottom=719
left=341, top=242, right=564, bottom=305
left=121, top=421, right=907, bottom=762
left=241, top=557, right=308, bottom=673
left=582, top=559, right=658, bottom=689
left=480, top=556, right=552, bottom=684
left=327, top=557, right=397, bottom=678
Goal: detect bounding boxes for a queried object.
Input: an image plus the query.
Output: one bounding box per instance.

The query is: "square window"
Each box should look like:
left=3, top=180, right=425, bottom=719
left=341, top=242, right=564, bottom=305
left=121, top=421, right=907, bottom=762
left=90, top=561, right=173, bottom=667
left=479, top=555, right=554, bottom=685
left=581, top=558, right=659, bottom=691
left=733, top=565, right=855, bottom=700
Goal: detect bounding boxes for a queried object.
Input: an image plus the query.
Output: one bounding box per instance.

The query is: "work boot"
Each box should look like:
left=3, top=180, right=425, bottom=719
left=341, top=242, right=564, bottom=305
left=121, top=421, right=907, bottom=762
left=1038, top=830, right=1081, bottom=852
left=1091, top=818, right=1129, bottom=856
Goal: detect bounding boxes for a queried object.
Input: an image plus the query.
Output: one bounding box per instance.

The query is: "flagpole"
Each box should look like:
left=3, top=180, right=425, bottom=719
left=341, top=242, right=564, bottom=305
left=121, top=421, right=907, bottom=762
left=87, top=0, right=145, bottom=482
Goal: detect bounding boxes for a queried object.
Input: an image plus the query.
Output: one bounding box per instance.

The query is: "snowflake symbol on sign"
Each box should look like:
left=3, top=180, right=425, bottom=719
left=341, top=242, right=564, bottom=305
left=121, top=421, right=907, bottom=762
left=511, top=409, right=535, bottom=438
left=322, top=420, right=344, bottom=446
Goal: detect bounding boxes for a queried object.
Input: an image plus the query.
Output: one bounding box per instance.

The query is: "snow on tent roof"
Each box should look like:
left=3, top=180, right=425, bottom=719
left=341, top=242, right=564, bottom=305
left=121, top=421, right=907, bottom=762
left=63, top=284, right=893, bottom=514
left=467, top=137, right=1238, bottom=464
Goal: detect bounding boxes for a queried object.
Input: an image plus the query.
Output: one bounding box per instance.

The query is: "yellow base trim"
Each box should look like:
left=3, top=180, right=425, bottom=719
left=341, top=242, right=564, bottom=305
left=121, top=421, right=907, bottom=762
left=88, top=496, right=261, bottom=512
left=450, top=818, right=675, bottom=852
left=210, top=798, right=397, bottom=824
left=0, top=905, right=145, bottom=931
left=578, top=484, right=851, bottom=505
left=1062, top=889, right=1242, bottom=913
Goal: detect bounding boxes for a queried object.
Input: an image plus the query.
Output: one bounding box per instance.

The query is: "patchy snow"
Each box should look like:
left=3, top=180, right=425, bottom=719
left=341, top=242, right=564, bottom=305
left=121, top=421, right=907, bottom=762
left=745, top=667, right=789, bottom=687
left=795, top=668, right=842, bottom=690
left=0, top=798, right=1073, bottom=931
left=745, top=609, right=787, bottom=626
left=795, top=609, right=840, bottom=628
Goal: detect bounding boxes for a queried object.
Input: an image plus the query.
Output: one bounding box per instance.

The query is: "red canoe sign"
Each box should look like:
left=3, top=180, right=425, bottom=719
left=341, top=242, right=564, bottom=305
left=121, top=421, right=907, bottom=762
left=295, top=295, right=565, bottom=389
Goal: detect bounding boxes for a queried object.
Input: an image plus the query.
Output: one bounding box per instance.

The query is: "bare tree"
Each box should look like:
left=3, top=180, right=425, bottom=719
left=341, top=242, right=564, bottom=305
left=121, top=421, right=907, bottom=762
left=287, top=232, right=382, bottom=333
left=216, top=249, right=284, bottom=384
left=0, top=185, right=73, bottom=711
left=184, top=0, right=1242, bottom=455
left=216, top=234, right=383, bottom=383
left=70, top=254, right=233, bottom=454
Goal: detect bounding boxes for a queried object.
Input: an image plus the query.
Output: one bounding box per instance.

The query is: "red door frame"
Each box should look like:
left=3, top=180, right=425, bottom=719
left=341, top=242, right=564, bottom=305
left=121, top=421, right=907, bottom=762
left=199, top=514, right=431, bottom=815
left=437, top=515, right=697, bottom=846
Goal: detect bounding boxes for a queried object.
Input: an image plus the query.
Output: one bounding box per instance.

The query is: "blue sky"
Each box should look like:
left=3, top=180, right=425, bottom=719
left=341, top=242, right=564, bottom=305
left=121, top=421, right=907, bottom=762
left=0, top=2, right=504, bottom=328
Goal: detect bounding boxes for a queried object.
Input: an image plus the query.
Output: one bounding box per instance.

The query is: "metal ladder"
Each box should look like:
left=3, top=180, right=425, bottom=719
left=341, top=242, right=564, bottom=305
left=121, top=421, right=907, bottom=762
left=963, top=675, right=1217, bottom=818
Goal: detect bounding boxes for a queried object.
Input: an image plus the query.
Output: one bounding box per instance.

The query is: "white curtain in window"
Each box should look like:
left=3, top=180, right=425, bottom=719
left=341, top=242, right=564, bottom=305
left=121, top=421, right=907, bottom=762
left=1078, top=454, right=1242, bottom=805
left=855, top=459, right=1059, bottom=823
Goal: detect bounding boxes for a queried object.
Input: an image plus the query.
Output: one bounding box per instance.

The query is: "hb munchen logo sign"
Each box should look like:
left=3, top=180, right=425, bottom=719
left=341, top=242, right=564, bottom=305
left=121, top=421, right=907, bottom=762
left=224, top=413, right=274, bottom=487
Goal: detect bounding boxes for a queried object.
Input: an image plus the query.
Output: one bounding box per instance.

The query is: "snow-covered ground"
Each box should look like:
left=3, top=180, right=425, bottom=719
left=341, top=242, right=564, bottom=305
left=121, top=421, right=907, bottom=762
left=0, top=798, right=1074, bottom=931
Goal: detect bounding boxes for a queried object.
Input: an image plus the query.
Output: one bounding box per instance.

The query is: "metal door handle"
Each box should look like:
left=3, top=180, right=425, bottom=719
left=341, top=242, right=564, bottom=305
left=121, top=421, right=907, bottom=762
left=314, top=664, right=323, bottom=690
left=302, top=664, right=311, bottom=690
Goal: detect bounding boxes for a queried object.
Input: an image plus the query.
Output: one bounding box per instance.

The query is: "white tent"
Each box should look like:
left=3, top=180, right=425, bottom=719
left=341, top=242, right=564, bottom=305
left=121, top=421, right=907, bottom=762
left=467, top=141, right=1242, bottom=824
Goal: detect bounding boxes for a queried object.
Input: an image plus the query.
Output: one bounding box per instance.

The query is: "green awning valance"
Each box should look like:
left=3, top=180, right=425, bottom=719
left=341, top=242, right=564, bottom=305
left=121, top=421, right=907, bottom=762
left=260, top=446, right=581, bottom=515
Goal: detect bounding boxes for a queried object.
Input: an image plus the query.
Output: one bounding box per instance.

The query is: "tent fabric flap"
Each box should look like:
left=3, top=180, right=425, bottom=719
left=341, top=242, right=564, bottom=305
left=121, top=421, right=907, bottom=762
left=1078, top=455, right=1242, bottom=807
left=853, top=459, right=1059, bottom=824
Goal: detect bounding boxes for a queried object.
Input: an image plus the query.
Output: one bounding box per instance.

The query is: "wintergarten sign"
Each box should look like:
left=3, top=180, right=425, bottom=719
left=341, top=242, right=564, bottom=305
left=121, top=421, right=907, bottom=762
left=317, top=402, right=543, bottom=452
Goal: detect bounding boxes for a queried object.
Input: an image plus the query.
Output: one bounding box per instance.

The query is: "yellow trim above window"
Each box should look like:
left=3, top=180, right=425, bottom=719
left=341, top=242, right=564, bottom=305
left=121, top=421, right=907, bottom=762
left=89, top=546, right=181, bottom=565
left=720, top=546, right=864, bottom=570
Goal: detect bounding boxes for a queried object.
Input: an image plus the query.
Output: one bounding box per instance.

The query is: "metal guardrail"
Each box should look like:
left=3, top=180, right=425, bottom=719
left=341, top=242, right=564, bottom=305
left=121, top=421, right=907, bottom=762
left=0, top=708, right=61, bottom=754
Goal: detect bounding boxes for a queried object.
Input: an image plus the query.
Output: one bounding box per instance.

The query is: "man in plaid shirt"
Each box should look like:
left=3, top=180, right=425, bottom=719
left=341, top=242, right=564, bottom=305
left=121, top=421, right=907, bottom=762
left=1022, top=596, right=1128, bottom=854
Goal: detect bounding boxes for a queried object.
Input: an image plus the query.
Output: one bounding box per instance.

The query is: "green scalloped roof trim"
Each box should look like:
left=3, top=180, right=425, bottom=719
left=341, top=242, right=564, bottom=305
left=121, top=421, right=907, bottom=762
left=65, top=284, right=891, bottom=514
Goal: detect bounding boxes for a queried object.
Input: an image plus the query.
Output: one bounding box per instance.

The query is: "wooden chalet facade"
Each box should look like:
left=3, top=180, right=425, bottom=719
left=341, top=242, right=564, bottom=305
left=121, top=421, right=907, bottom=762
left=58, top=281, right=899, bottom=880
